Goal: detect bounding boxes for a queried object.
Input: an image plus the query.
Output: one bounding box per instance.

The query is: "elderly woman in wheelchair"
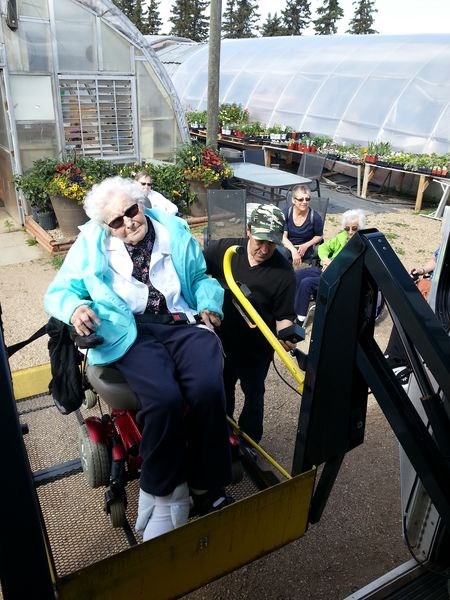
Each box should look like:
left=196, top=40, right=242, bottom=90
left=44, top=176, right=233, bottom=540
left=295, top=209, right=366, bottom=326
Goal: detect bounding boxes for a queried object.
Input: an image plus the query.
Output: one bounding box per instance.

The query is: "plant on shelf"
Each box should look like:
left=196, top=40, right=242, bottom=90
left=218, top=103, right=249, bottom=127
left=185, top=110, right=207, bottom=129
left=174, top=143, right=233, bottom=187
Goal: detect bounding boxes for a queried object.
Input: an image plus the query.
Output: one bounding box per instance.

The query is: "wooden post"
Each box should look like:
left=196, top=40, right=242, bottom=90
left=415, top=175, right=430, bottom=212
left=206, top=0, right=222, bottom=150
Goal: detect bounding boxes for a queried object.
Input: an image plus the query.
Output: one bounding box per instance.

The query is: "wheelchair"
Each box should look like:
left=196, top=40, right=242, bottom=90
left=76, top=333, right=242, bottom=529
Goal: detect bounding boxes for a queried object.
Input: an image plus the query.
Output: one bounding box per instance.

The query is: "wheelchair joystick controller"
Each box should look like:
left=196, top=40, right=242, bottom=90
left=70, top=327, right=104, bottom=349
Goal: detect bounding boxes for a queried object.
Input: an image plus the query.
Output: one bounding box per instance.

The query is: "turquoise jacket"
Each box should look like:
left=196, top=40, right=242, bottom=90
left=318, top=230, right=348, bottom=264
left=44, top=209, right=224, bottom=365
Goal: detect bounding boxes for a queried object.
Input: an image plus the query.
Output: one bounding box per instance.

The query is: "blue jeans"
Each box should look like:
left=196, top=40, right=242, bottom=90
left=115, top=322, right=231, bottom=496
left=294, top=266, right=322, bottom=315
left=223, top=356, right=272, bottom=443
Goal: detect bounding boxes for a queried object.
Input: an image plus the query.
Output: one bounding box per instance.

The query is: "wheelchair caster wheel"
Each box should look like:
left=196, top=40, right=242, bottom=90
left=109, top=498, right=127, bottom=528
left=83, top=389, right=97, bottom=409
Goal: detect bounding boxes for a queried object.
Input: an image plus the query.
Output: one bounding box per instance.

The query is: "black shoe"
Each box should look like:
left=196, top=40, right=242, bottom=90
left=191, top=488, right=235, bottom=517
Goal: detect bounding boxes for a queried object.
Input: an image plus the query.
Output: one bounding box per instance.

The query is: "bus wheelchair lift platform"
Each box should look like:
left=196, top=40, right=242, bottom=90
left=1, top=227, right=449, bottom=599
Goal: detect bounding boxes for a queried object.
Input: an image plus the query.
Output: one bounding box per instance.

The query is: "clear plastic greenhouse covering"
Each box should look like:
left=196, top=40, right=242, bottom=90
left=172, top=34, right=450, bottom=154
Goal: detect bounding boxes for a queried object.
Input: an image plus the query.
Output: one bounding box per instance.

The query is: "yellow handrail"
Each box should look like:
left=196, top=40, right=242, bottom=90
left=223, top=245, right=305, bottom=393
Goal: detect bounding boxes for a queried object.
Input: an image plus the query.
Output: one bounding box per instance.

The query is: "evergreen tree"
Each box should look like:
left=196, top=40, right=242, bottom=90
left=170, top=0, right=209, bottom=42
left=131, top=0, right=147, bottom=32
left=282, top=0, right=311, bottom=35
left=110, top=1, right=149, bottom=33
left=346, top=0, right=378, bottom=34
left=145, top=0, right=163, bottom=34
left=112, top=0, right=134, bottom=22
left=222, top=0, right=260, bottom=38
left=313, top=0, right=344, bottom=35
left=261, top=13, right=287, bottom=37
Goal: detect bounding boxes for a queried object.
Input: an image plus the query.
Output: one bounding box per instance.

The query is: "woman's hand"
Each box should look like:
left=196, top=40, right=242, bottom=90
left=296, top=243, right=309, bottom=257
left=291, top=248, right=302, bottom=267
left=71, top=305, right=101, bottom=336
left=199, top=310, right=222, bottom=330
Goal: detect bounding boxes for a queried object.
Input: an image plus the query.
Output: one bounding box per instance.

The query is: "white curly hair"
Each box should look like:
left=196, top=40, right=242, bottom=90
left=341, top=208, right=366, bottom=230
left=83, top=176, right=146, bottom=226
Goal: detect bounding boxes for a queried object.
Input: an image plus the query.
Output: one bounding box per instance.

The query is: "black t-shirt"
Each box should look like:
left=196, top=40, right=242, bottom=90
left=204, top=238, right=296, bottom=364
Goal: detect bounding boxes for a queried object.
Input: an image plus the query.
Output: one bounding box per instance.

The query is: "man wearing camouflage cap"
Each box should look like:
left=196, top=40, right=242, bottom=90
left=204, top=204, right=296, bottom=447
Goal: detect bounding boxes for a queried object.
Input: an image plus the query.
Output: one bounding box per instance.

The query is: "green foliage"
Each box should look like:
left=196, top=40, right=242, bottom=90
left=117, top=162, right=194, bottom=215
left=223, top=0, right=260, bottom=38
left=170, top=0, right=209, bottom=42
left=346, top=0, right=378, bottom=34
left=218, top=103, right=249, bottom=126
left=51, top=254, right=65, bottom=270
left=314, top=0, right=344, bottom=35
left=174, top=143, right=233, bottom=188
left=26, top=237, right=38, bottom=246
left=13, top=172, right=50, bottom=210
left=260, top=13, right=287, bottom=37
left=185, top=110, right=208, bottom=127
left=282, top=0, right=311, bottom=34
left=146, top=0, right=163, bottom=33
left=3, top=219, right=14, bottom=232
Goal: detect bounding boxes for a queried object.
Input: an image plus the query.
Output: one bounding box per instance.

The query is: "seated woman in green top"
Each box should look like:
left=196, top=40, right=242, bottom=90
left=294, top=208, right=366, bottom=324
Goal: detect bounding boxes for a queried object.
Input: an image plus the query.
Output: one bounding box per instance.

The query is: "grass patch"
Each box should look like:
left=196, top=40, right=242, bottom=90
left=3, top=219, right=14, bottom=232
left=385, top=221, right=410, bottom=228
left=26, top=237, right=38, bottom=246
left=384, top=232, right=399, bottom=241
left=50, top=254, right=65, bottom=270
left=395, top=246, right=405, bottom=256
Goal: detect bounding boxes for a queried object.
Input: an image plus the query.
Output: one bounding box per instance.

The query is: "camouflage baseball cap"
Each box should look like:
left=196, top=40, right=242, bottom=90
left=249, top=204, right=285, bottom=245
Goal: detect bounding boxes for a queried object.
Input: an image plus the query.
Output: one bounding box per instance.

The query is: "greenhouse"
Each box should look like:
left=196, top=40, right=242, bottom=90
left=0, top=0, right=189, bottom=222
left=171, top=33, right=450, bottom=156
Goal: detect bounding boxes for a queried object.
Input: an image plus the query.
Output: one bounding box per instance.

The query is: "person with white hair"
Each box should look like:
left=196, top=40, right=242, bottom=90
left=294, top=208, right=366, bottom=325
left=44, top=176, right=233, bottom=541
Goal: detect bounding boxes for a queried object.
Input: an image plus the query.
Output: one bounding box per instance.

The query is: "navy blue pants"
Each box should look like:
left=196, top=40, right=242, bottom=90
left=294, top=266, right=322, bottom=316
left=223, top=355, right=272, bottom=443
left=115, top=323, right=231, bottom=496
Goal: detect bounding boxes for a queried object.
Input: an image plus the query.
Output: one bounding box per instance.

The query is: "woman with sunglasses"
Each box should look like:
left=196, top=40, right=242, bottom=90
left=134, top=170, right=178, bottom=215
left=294, top=208, right=366, bottom=325
left=44, top=176, right=233, bottom=540
left=281, top=184, right=324, bottom=268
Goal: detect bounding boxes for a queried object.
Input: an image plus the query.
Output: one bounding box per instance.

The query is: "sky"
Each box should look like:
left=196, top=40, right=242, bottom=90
left=156, top=0, right=450, bottom=36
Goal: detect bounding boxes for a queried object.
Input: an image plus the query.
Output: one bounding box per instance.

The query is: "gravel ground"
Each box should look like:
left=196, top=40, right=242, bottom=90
left=0, top=202, right=442, bottom=599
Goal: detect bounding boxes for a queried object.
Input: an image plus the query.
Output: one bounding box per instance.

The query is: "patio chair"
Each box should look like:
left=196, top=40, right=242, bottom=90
left=243, top=149, right=266, bottom=166
left=297, top=153, right=327, bottom=197
left=203, top=188, right=247, bottom=248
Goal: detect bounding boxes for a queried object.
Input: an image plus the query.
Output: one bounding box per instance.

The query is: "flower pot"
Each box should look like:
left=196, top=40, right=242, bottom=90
left=38, top=209, right=58, bottom=231
left=50, top=195, right=88, bottom=237
left=188, top=181, right=220, bottom=217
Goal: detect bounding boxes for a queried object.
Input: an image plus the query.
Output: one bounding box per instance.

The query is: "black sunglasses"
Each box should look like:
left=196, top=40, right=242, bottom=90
left=293, top=197, right=310, bottom=202
left=344, top=225, right=359, bottom=232
left=107, top=203, right=139, bottom=229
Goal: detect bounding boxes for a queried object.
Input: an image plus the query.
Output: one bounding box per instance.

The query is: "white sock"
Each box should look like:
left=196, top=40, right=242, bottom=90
left=141, top=482, right=190, bottom=541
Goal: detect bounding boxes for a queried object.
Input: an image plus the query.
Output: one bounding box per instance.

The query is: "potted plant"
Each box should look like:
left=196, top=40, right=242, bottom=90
left=174, top=143, right=233, bottom=217
left=13, top=159, right=58, bottom=230
left=45, top=155, right=117, bottom=237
